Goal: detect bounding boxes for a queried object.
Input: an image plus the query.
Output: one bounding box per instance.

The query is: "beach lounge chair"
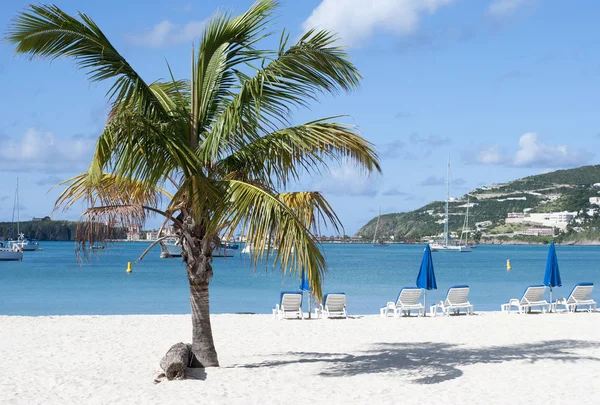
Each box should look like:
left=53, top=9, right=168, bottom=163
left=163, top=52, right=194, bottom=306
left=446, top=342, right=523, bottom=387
left=380, top=287, right=424, bottom=317
left=317, top=293, right=347, bottom=319
left=430, top=285, right=474, bottom=316
left=272, top=291, right=303, bottom=320
left=501, top=285, right=550, bottom=314
left=554, top=282, right=597, bottom=313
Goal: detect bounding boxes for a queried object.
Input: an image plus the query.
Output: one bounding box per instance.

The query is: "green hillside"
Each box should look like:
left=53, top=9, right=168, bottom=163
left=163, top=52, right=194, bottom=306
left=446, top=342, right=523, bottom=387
left=0, top=220, right=126, bottom=241
left=356, top=165, right=600, bottom=243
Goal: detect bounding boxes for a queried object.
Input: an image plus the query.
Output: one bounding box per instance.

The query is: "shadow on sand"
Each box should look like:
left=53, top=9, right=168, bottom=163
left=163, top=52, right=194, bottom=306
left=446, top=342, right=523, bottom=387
left=234, top=340, right=600, bottom=384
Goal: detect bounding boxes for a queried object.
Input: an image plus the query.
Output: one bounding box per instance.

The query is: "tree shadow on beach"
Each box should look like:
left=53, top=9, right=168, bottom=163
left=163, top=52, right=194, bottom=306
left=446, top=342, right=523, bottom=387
left=233, top=340, right=600, bottom=384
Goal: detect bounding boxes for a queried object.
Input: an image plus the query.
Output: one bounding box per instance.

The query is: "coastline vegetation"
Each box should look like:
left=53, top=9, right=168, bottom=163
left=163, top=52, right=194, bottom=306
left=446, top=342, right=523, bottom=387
left=0, top=220, right=127, bottom=241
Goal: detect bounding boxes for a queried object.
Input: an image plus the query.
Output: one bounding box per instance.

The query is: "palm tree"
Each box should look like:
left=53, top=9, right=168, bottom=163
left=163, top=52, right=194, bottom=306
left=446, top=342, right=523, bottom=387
left=6, top=0, right=380, bottom=367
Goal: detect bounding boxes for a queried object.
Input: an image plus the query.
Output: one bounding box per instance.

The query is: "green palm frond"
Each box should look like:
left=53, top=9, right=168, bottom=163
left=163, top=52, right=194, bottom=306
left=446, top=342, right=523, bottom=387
left=166, top=175, right=221, bottom=225
left=201, top=28, right=361, bottom=162
left=6, top=4, right=168, bottom=119
left=277, top=191, right=342, bottom=235
left=219, top=119, right=380, bottom=188
left=191, top=0, right=277, bottom=149
left=215, top=180, right=325, bottom=298
left=149, top=80, right=190, bottom=115
left=99, top=110, right=197, bottom=185
left=54, top=172, right=170, bottom=212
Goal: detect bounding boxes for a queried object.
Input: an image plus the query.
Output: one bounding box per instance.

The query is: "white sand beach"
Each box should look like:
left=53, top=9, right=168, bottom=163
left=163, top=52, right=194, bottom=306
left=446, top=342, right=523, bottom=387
left=1, top=312, right=599, bottom=404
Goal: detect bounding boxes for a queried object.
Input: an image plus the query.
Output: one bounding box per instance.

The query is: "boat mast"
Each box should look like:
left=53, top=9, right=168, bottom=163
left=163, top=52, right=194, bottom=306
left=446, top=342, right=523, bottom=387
left=465, top=196, right=469, bottom=245
left=444, top=157, right=450, bottom=247
left=373, top=208, right=381, bottom=245
left=16, top=178, right=20, bottom=237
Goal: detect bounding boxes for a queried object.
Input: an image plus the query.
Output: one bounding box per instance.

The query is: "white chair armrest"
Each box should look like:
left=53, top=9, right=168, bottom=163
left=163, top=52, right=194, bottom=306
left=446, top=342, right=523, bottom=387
left=555, top=297, right=567, bottom=304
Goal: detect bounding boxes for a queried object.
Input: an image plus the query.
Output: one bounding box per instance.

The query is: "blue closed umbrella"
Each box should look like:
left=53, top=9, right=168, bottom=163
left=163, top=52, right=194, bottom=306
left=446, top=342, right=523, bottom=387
left=299, top=268, right=312, bottom=318
left=416, top=244, right=437, bottom=314
left=543, top=242, right=562, bottom=311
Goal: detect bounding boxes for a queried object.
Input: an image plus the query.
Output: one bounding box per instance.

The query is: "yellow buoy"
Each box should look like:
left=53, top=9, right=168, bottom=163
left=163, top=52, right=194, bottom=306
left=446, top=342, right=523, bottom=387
left=506, top=259, right=512, bottom=271
left=126, top=262, right=132, bottom=273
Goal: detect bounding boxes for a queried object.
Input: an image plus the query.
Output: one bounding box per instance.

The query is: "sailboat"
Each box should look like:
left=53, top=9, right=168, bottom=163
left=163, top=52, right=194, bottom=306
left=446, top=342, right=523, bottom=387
left=8, top=179, right=40, bottom=252
left=372, top=208, right=389, bottom=247
left=0, top=240, right=23, bottom=261
left=459, top=196, right=476, bottom=249
left=430, top=159, right=471, bottom=253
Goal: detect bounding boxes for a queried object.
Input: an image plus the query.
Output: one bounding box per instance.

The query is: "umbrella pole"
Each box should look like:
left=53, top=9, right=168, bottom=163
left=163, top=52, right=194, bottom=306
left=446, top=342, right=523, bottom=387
left=308, top=293, right=311, bottom=319
left=549, top=286, right=553, bottom=313
left=424, top=290, right=427, bottom=317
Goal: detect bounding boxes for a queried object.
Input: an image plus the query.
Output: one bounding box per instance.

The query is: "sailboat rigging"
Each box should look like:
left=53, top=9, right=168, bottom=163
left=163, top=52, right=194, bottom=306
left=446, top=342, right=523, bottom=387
left=372, top=208, right=389, bottom=247
left=430, top=158, right=471, bottom=252
left=8, top=178, right=40, bottom=252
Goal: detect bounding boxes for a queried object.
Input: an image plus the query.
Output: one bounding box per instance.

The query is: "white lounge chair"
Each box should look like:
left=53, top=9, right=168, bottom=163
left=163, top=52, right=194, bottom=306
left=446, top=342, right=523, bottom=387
left=554, top=282, right=597, bottom=313
left=272, top=291, right=303, bottom=320
left=380, top=287, right=424, bottom=317
left=317, top=293, right=347, bottom=319
left=501, top=285, right=550, bottom=314
left=430, top=285, right=474, bottom=316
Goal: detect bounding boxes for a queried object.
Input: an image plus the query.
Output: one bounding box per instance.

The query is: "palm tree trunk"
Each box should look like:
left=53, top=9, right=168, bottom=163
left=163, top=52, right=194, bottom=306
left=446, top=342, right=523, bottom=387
left=180, top=220, right=219, bottom=367
left=188, top=277, right=219, bottom=367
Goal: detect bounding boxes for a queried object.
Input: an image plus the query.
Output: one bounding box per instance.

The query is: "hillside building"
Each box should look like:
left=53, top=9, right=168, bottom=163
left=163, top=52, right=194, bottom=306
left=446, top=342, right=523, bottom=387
left=589, top=197, right=600, bottom=205
left=505, top=211, right=576, bottom=230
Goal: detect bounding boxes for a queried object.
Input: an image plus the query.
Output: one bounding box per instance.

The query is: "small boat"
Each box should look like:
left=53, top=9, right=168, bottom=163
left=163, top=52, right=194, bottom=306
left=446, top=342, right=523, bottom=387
left=91, top=245, right=105, bottom=250
left=9, top=234, right=40, bottom=251
left=159, top=238, right=236, bottom=258
left=160, top=238, right=182, bottom=258
left=213, top=245, right=235, bottom=257
left=0, top=241, right=23, bottom=261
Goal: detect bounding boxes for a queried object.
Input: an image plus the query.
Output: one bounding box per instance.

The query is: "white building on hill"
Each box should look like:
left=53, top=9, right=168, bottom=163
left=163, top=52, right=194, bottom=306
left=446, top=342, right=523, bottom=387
left=505, top=211, right=576, bottom=230
left=589, top=197, right=600, bottom=205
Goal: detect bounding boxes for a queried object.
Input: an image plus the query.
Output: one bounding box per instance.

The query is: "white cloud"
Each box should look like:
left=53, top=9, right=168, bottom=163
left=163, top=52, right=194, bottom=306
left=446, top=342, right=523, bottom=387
left=513, top=132, right=587, bottom=167
left=0, top=128, right=94, bottom=173
left=477, top=145, right=507, bottom=164
left=487, top=0, right=530, bottom=17
left=312, top=162, right=379, bottom=197
left=126, top=19, right=206, bottom=47
left=472, top=133, right=592, bottom=168
left=302, top=0, right=455, bottom=47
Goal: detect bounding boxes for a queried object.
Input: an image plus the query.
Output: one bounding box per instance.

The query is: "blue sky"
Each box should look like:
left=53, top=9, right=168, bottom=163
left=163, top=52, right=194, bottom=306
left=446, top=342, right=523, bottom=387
left=1, top=0, right=599, bottom=234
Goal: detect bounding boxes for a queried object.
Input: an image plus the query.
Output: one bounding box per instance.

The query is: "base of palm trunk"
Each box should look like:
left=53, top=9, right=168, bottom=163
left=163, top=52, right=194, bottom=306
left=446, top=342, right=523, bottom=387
left=159, top=342, right=192, bottom=380
left=158, top=341, right=219, bottom=382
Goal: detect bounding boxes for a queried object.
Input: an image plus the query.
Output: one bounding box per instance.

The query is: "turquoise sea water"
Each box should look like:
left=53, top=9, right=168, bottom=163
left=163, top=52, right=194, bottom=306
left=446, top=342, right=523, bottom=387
left=1, top=242, right=599, bottom=315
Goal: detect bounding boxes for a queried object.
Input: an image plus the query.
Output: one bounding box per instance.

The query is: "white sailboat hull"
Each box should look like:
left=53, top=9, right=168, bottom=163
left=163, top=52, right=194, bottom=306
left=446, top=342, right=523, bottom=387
left=430, top=244, right=472, bottom=252
left=9, top=240, right=40, bottom=251
left=0, top=247, right=23, bottom=261
left=160, top=243, right=235, bottom=258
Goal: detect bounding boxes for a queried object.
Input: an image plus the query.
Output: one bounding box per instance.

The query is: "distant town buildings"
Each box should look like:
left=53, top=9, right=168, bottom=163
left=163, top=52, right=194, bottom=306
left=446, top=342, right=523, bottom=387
left=145, top=231, right=159, bottom=241
left=505, top=211, right=576, bottom=230
left=589, top=197, right=600, bottom=206
left=497, top=196, right=527, bottom=202
left=475, top=220, right=492, bottom=230
left=516, top=228, right=556, bottom=237
left=126, top=224, right=141, bottom=241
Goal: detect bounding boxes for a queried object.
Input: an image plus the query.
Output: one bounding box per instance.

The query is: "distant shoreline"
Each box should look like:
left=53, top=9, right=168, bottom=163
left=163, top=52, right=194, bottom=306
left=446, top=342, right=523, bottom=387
left=12, top=239, right=600, bottom=246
